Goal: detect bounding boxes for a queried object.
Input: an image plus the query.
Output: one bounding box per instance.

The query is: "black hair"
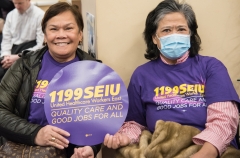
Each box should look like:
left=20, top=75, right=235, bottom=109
left=42, top=2, right=83, bottom=33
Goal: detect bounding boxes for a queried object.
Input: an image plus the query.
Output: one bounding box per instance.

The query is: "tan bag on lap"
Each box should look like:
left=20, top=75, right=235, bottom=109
left=0, top=141, right=66, bottom=158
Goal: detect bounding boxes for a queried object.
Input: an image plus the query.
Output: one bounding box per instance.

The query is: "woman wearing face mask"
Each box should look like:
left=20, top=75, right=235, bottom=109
left=103, top=0, right=239, bottom=158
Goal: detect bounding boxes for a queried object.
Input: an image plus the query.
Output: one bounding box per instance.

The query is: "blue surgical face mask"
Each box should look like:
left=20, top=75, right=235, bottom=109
left=156, top=34, right=191, bottom=60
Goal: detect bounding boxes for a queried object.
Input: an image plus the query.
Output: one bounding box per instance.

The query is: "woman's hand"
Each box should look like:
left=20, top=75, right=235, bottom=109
left=104, top=133, right=130, bottom=149
left=190, top=142, right=218, bottom=158
left=35, top=125, right=70, bottom=149
left=70, top=146, right=94, bottom=158
left=1, top=55, right=19, bottom=69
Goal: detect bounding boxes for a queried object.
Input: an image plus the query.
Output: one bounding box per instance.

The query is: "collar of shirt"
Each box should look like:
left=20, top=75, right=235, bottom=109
left=19, top=3, right=33, bottom=15
left=160, top=51, right=189, bottom=65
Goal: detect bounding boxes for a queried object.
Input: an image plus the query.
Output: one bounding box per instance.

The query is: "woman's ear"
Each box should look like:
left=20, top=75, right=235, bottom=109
left=43, top=36, right=47, bottom=46
left=152, top=35, right=158, bottom=45
left=78, top=31, right=83, bottom=42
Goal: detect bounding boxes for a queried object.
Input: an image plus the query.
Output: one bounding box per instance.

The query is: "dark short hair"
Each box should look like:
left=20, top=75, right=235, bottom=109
left=144, top=0, right=201, bottom=60
left=41, top=2, right=84, bottom=33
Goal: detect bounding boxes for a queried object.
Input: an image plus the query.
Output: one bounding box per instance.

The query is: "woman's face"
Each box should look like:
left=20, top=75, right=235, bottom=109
left=152, top=12, right=190, bottom=48
left=44, top=11, right=82, bottom=63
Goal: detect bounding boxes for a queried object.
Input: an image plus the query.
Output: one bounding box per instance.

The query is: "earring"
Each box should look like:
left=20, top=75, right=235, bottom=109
left=43, top=41, right=47, bottom=46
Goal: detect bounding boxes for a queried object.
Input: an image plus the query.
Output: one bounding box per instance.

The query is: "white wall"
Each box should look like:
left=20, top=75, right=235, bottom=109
left=81, top=0, right=97, bottom=57
left=188, top=0, right=240, bottom=95
left=31, top=0, right=69, bottom=11
left=31, top=0, right=58, bottom=6
left=96, top=0, right=153, bottom=85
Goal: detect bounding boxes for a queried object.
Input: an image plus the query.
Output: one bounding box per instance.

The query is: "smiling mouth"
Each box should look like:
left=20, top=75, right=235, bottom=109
left=54, top=42, right=70, bottom=46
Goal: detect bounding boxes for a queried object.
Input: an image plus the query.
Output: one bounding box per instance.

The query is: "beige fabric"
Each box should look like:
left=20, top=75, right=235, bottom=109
left=115, top=120, right=240, bottom=158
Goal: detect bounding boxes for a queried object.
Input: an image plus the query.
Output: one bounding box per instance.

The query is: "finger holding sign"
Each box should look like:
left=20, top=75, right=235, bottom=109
left=104, top=133, right=130, bottom=149
left=35, top=125, right=70, bottom=149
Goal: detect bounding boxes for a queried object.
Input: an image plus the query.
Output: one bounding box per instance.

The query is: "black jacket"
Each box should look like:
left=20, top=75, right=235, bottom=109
left=0, top=46, right=101, bottom=157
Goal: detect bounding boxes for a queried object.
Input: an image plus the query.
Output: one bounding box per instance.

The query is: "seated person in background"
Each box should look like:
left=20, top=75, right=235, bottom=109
left=0, top=2, right=101, bottom=158
left=0, top=0, right=15, bottom=49
left=0, top=0, right=44, bottom=81
left=104, top=0, right=240, bottom=158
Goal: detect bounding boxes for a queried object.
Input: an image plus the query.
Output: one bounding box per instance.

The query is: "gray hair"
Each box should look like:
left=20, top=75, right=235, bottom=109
left=154, top=1, right=194, bottom=33
left=144, top=0, right=201, bottom=60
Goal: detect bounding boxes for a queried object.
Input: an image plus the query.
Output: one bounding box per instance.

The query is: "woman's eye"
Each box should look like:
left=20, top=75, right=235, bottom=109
left=163, top=29, right=170, bottom=32
left=178, top=28, right=186, bottom=32
left=66, top=27, right=73, bottom=30
left=50, top=28, right=57, bottom=31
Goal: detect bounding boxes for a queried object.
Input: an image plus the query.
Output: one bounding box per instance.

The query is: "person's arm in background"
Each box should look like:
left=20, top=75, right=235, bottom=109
left=1, top=11, right=12, bottom=57
left=0, top=12, right=18, bottom=69
left=26, top=10, right=44, bottom=52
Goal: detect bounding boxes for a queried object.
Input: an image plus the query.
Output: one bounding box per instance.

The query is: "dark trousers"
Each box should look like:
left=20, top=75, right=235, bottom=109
left=0, top=40, right=37, bottom=82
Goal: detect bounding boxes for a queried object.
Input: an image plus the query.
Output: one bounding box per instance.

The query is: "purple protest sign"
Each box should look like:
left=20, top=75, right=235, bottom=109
left=44, top=61, right=128, bottom=146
